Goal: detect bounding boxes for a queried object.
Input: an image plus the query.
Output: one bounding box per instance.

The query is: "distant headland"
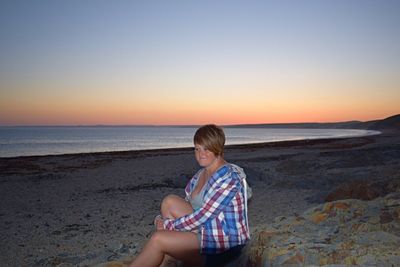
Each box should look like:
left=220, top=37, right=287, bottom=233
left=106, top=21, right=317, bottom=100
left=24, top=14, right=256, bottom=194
left=226, top=114, right=400, bottom=131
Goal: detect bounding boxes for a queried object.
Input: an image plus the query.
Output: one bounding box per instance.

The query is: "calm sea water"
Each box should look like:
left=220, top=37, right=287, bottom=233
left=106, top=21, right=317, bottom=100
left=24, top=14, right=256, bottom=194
left=0, top=126, right=379, bottom=158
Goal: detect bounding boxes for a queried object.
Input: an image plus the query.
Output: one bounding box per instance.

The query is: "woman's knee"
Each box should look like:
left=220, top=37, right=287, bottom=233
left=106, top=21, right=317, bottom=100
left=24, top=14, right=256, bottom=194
left=161, top=194, right=180, bottom=217
left=149, top=231, right=167, bottom=252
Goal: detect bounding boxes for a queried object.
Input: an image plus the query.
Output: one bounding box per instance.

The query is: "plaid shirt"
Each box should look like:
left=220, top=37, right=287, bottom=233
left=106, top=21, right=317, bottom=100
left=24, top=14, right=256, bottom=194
left=163, top=163, right=250, bottom=254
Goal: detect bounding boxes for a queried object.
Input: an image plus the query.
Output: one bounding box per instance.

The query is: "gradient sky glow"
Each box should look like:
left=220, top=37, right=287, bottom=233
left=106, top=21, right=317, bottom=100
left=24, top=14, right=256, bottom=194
left=1, top=0, right=399, bottom=125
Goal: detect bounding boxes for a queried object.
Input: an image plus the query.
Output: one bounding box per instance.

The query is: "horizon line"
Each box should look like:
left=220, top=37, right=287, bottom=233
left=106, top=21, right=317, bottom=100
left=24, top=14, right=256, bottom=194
left=2, top=113, right=399, bottom=128
left=0, top=120, right=368, bottom=128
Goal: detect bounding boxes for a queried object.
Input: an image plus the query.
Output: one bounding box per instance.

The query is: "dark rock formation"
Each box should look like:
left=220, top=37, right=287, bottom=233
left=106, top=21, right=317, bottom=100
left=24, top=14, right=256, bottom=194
left=326, top=180, right=400, bottom=202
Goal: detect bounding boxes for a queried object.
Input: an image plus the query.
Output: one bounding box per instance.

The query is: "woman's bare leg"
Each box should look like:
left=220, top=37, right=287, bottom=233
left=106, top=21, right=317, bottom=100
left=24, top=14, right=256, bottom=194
left=128, top=230, right=201, bottom=267
left=159, top=194, right=194, bottom=266
left=129, top=195, right=198, bottom=267
left=161, top=194, right=193, bottom=219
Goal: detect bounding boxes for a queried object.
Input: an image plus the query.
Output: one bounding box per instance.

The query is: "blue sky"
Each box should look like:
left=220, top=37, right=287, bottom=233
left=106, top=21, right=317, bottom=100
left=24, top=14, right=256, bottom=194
left=1, top=0, right=399, bottom=125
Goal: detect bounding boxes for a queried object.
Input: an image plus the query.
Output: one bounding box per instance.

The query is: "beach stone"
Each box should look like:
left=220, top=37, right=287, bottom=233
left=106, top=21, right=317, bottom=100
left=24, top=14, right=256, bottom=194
left=240, top=193, right=400, bottom=267
left=385, top=193, right=400, bottom=207
left=325, top=181, right=380, bottom=202
left=326, top=179, right=400, bottom=203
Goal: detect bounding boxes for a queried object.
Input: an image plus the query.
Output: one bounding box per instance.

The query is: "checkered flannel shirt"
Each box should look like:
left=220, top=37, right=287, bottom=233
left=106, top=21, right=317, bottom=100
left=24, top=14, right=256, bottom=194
left=163, top=163, right=250, bottom=254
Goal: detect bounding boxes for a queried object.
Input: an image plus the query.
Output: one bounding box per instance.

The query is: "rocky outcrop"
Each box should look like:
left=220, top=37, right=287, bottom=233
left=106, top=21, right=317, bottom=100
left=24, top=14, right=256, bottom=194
left=243, top=193, right=400, bottom=266
left=325, top=179, right=400, bottom=202
left=325, top=181, right=379, bottom=201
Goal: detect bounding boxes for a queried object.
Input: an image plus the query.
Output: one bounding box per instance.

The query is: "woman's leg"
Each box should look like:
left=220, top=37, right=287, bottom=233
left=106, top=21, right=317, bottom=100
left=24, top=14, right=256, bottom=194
left=159, top=194, right=195, bottom=266
left=161, top=194, right=193, bottom=219
left=129, top=195, right=198, bottom=267
left=128, top=230, right=202, bottom=267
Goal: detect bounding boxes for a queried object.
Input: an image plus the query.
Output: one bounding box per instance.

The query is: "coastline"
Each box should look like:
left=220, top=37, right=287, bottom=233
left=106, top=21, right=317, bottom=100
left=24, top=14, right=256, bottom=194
left=0, top=128, right=380, bottom=160
left=0, top=130, right=399, bottom=266
left=0, top=127, right=379, bottom=159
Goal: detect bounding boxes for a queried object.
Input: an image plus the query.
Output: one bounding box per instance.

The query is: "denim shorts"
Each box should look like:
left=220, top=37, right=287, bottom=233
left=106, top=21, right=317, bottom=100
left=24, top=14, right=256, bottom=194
left=202, top=244, right=245, bottom=267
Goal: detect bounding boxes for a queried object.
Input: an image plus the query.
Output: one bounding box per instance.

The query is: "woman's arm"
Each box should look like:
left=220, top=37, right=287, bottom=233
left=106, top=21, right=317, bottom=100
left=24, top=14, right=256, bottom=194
left=164, top=174, right=240, bottom=231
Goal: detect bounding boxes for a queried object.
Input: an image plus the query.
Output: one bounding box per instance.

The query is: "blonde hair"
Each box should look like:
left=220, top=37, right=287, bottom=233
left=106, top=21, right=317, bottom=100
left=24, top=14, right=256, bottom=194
left=194, top=124, right=225, bottom=156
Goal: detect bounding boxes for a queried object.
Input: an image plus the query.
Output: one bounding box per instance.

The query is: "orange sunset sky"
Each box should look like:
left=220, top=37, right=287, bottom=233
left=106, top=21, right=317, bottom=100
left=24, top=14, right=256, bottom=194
left=1, top=1, right=399, bottom=126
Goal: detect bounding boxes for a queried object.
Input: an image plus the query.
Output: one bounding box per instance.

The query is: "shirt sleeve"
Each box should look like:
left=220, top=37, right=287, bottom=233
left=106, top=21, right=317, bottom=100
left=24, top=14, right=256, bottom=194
left=164, top=173, right=239, bottom=231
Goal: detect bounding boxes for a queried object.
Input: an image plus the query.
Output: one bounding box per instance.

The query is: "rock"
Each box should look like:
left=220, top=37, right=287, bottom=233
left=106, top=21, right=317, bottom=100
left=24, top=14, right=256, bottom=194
left=325, top=181, right=381, bottom=202
left=326, top=177, right=400, bottom=203
left=241, top=193, right=400, bottom=266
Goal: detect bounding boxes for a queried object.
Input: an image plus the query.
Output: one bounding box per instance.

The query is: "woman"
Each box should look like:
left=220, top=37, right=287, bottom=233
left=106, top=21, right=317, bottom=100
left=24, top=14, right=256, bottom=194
left=129, top=124, right=250, bottom=267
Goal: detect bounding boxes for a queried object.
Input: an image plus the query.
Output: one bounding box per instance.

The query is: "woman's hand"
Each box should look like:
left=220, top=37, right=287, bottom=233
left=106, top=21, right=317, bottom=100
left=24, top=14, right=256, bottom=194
left=154, top=215, right=165, bottom=230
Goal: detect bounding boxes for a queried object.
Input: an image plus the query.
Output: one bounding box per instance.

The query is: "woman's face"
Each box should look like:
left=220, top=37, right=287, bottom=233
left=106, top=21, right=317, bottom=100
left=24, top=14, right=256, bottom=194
left=194, top=143, right=218, bottom=168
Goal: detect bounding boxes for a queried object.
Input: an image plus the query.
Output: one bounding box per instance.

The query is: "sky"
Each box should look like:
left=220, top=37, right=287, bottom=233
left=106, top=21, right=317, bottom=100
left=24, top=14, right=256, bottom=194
left=0, top=0, right=399, bottom=126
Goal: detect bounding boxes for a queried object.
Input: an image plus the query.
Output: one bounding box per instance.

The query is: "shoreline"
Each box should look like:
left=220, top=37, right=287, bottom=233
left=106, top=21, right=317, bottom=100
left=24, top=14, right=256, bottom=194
left=0, top=129, right=381, bottom=160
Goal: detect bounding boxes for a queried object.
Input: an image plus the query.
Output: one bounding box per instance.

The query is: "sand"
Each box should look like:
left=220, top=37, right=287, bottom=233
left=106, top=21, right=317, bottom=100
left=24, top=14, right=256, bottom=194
left=1, top=131, right=399, bottom=266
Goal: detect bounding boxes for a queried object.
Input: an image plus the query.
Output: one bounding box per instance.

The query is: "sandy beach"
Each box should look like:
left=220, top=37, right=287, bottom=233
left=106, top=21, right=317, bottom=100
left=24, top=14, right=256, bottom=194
left=1, top=130, right=399, bottom=266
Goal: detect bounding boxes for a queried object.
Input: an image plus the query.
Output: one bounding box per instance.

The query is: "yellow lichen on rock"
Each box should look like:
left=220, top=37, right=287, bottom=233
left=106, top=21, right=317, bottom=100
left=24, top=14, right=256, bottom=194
left=333, top=202, right=350, bottom=210
left=310, top=211, right=329, bottom=224
left=281, top=252, right=305, bottom=265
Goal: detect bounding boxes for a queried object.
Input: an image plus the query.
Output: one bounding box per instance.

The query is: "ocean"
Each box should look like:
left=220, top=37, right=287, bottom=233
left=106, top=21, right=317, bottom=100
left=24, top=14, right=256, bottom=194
left=0, top=126, right=379, bottom=158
